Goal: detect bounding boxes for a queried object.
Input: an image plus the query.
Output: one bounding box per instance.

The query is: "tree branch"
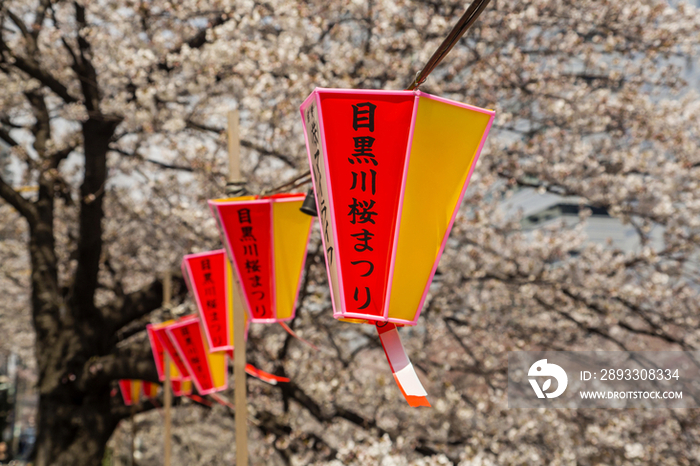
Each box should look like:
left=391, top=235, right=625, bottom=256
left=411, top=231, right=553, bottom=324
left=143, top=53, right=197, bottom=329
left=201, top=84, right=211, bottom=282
left=276, top=379, right=391, bottom=438
left=49, top=144, right=77, bottom=169
left=157, top=12, right=232, bottom=72
left=104, top=270, right=186, bottom=335
left=70, top=3, right=100, bottom=113
left=254, top=410, right=338, bottom=463
left=32, top=0, right=51, bottom=41
left=241, top=139, right=297, bottom=168
left=186, top=119, right=298, bottom=168
left=109, top=146, right=194, bottom=172
left=534, top=295, right=630, bottom=350
left=80, top=335, right=159, bottom=391
left=0, top=174, right=37, bottom=223
left=70, top=115, right=122, bottom=321
left=0, top=124, right=19, bottom=147
left=24, top=89, right=51, bottom=157
left=0, top=24, right=78, bottom=104
left=6, top=9, right=30, bottom=39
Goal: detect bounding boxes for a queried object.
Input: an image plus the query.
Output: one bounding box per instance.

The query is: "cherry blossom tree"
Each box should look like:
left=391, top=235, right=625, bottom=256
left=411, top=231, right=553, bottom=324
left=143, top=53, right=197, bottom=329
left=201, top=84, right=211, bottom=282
left=0, top=0, right=699, bottom=465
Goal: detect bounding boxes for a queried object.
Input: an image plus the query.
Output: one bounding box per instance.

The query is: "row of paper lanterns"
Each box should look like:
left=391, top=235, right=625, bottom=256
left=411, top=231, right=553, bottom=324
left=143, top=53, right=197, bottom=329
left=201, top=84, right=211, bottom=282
left=120, top=88, right=494, bottom=408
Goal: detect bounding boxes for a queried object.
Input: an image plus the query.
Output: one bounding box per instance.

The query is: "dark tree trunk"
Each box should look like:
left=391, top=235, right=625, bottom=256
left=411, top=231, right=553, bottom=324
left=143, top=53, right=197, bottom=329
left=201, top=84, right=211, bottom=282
left=0, top=5, right=206, bottom=465
left=35, top=393, right=118, bottom=466
left=30, top=116, right=124, bottom=466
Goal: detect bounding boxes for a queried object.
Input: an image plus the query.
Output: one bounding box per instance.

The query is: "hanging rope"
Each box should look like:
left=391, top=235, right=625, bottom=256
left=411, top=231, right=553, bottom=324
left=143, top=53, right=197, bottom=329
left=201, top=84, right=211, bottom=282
left=297, top=0, right=492, bottom=212
left=261, top=171, right=312, bottom=196
left=406, top=0, right=492, bottom=91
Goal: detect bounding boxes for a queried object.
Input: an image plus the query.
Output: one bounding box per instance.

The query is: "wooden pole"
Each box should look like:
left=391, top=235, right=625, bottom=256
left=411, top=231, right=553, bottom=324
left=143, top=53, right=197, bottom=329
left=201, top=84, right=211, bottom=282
left=227, top=110, right=244, bottom=184
left=163, top=354, right=172, bottom=466
left=228, top=110, right=249, bottom=465
left=233, top=283, right=248, bottom=465
left=130, top=404, right=136, bottom=466
left=163, top=272, right=172, bottom=466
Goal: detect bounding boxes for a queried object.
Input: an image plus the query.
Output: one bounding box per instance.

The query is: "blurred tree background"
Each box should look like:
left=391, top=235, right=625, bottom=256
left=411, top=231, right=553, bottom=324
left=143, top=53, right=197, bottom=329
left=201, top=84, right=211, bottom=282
left=0, top=0, right=699, bottom=464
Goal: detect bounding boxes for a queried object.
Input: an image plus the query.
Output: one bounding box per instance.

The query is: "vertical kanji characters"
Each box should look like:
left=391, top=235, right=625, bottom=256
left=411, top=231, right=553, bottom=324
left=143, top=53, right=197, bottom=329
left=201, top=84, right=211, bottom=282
left=213, top=200, right=275, bottom=322
left=348, top=100, right=380, bottom=312
left=236, top=206, right=267, bottom=317
left=183, top=250, right=231, bottom=351
left=312, top=90, right=415, bottom=319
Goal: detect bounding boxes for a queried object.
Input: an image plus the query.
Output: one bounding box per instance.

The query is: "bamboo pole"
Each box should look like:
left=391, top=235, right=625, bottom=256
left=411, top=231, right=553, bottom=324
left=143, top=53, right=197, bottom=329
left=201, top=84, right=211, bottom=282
left=228, top=110, right=249, bottom=465
left=163, top=272, right=172, bottom=466
left=227, top=109, right=246, bottom=197
left=163, top=354, right=172, bottom=466
left=227, top=110, right=241, bottom=183
left=130, top=404, right=136, bottom=466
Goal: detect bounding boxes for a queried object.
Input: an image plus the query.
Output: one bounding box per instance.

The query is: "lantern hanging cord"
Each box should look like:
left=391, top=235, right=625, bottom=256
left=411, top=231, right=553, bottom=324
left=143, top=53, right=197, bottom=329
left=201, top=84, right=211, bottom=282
left=261, top=171, right=312, bottom=196
left=407, top=0, right=492, bottom=90
left=295, top=0, right=492, bottom=210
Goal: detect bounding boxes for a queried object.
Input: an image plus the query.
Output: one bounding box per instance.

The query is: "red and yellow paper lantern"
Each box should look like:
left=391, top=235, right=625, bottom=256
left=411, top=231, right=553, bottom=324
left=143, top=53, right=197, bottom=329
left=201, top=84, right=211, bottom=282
left=208, top=193, right=313, bottom=324
left=147, top=321, right=191, bottom=382
left=182, top=249, right=248, bottom=351
left=142, top=381, right=159, bottom=399
left=118, top=380, right=142, bottom=406
left=300, top=88, right=494, bottom=406
left=171, top=379, right=193, bottom=397
left=117, top=380, right=159, bottom=405
left=166, top=315, right=228, bottom=395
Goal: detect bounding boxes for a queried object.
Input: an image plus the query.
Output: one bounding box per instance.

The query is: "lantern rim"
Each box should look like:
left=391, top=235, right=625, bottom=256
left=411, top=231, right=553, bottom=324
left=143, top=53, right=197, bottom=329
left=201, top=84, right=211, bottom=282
left=209, top=193, right=307, bottom=204
left=309, top=87, right=495, bottom=116
left=334, top=311, right=418, bottom=327
left=182, top=248, right=226, bottom=258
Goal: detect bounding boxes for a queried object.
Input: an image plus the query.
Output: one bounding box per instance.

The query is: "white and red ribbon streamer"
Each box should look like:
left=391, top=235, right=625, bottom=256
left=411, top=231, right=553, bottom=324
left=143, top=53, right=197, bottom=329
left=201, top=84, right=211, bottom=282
left=376, top=322, right=430, bottom=407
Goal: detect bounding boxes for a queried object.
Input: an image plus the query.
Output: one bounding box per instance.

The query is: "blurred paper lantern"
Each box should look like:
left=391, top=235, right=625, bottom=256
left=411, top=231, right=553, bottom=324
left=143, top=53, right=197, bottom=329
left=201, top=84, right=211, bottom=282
left=118, top=380, right=142, bottom=406
left=142, top=381, right=159, bottom=399
left=208, top=193, right=313, bottom=323
left=118, top=380, right=161, bottom=406
left=147, top=321, right=191, bottom=382
left=182, top=249, right=249, bottom=351
left=166, top=315, right=228, bottom=395
left=300, top=88, right=494, bottom=406
left=171, top=379, right=193, bottom=397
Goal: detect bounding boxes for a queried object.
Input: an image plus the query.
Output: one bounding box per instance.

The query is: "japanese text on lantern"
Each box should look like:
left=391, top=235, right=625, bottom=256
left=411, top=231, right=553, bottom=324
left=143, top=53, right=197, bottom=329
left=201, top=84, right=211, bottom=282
left=305, top=103, right=334, bottom=264
left=348, top=102, right=378, bottom=312
left=172, top=323, right=212, bottom=389
left=199, top=257, right=224, bottom=346
left=236, top=207, right=267, bottom=318
left=304, top=100, right=342, bottom=310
